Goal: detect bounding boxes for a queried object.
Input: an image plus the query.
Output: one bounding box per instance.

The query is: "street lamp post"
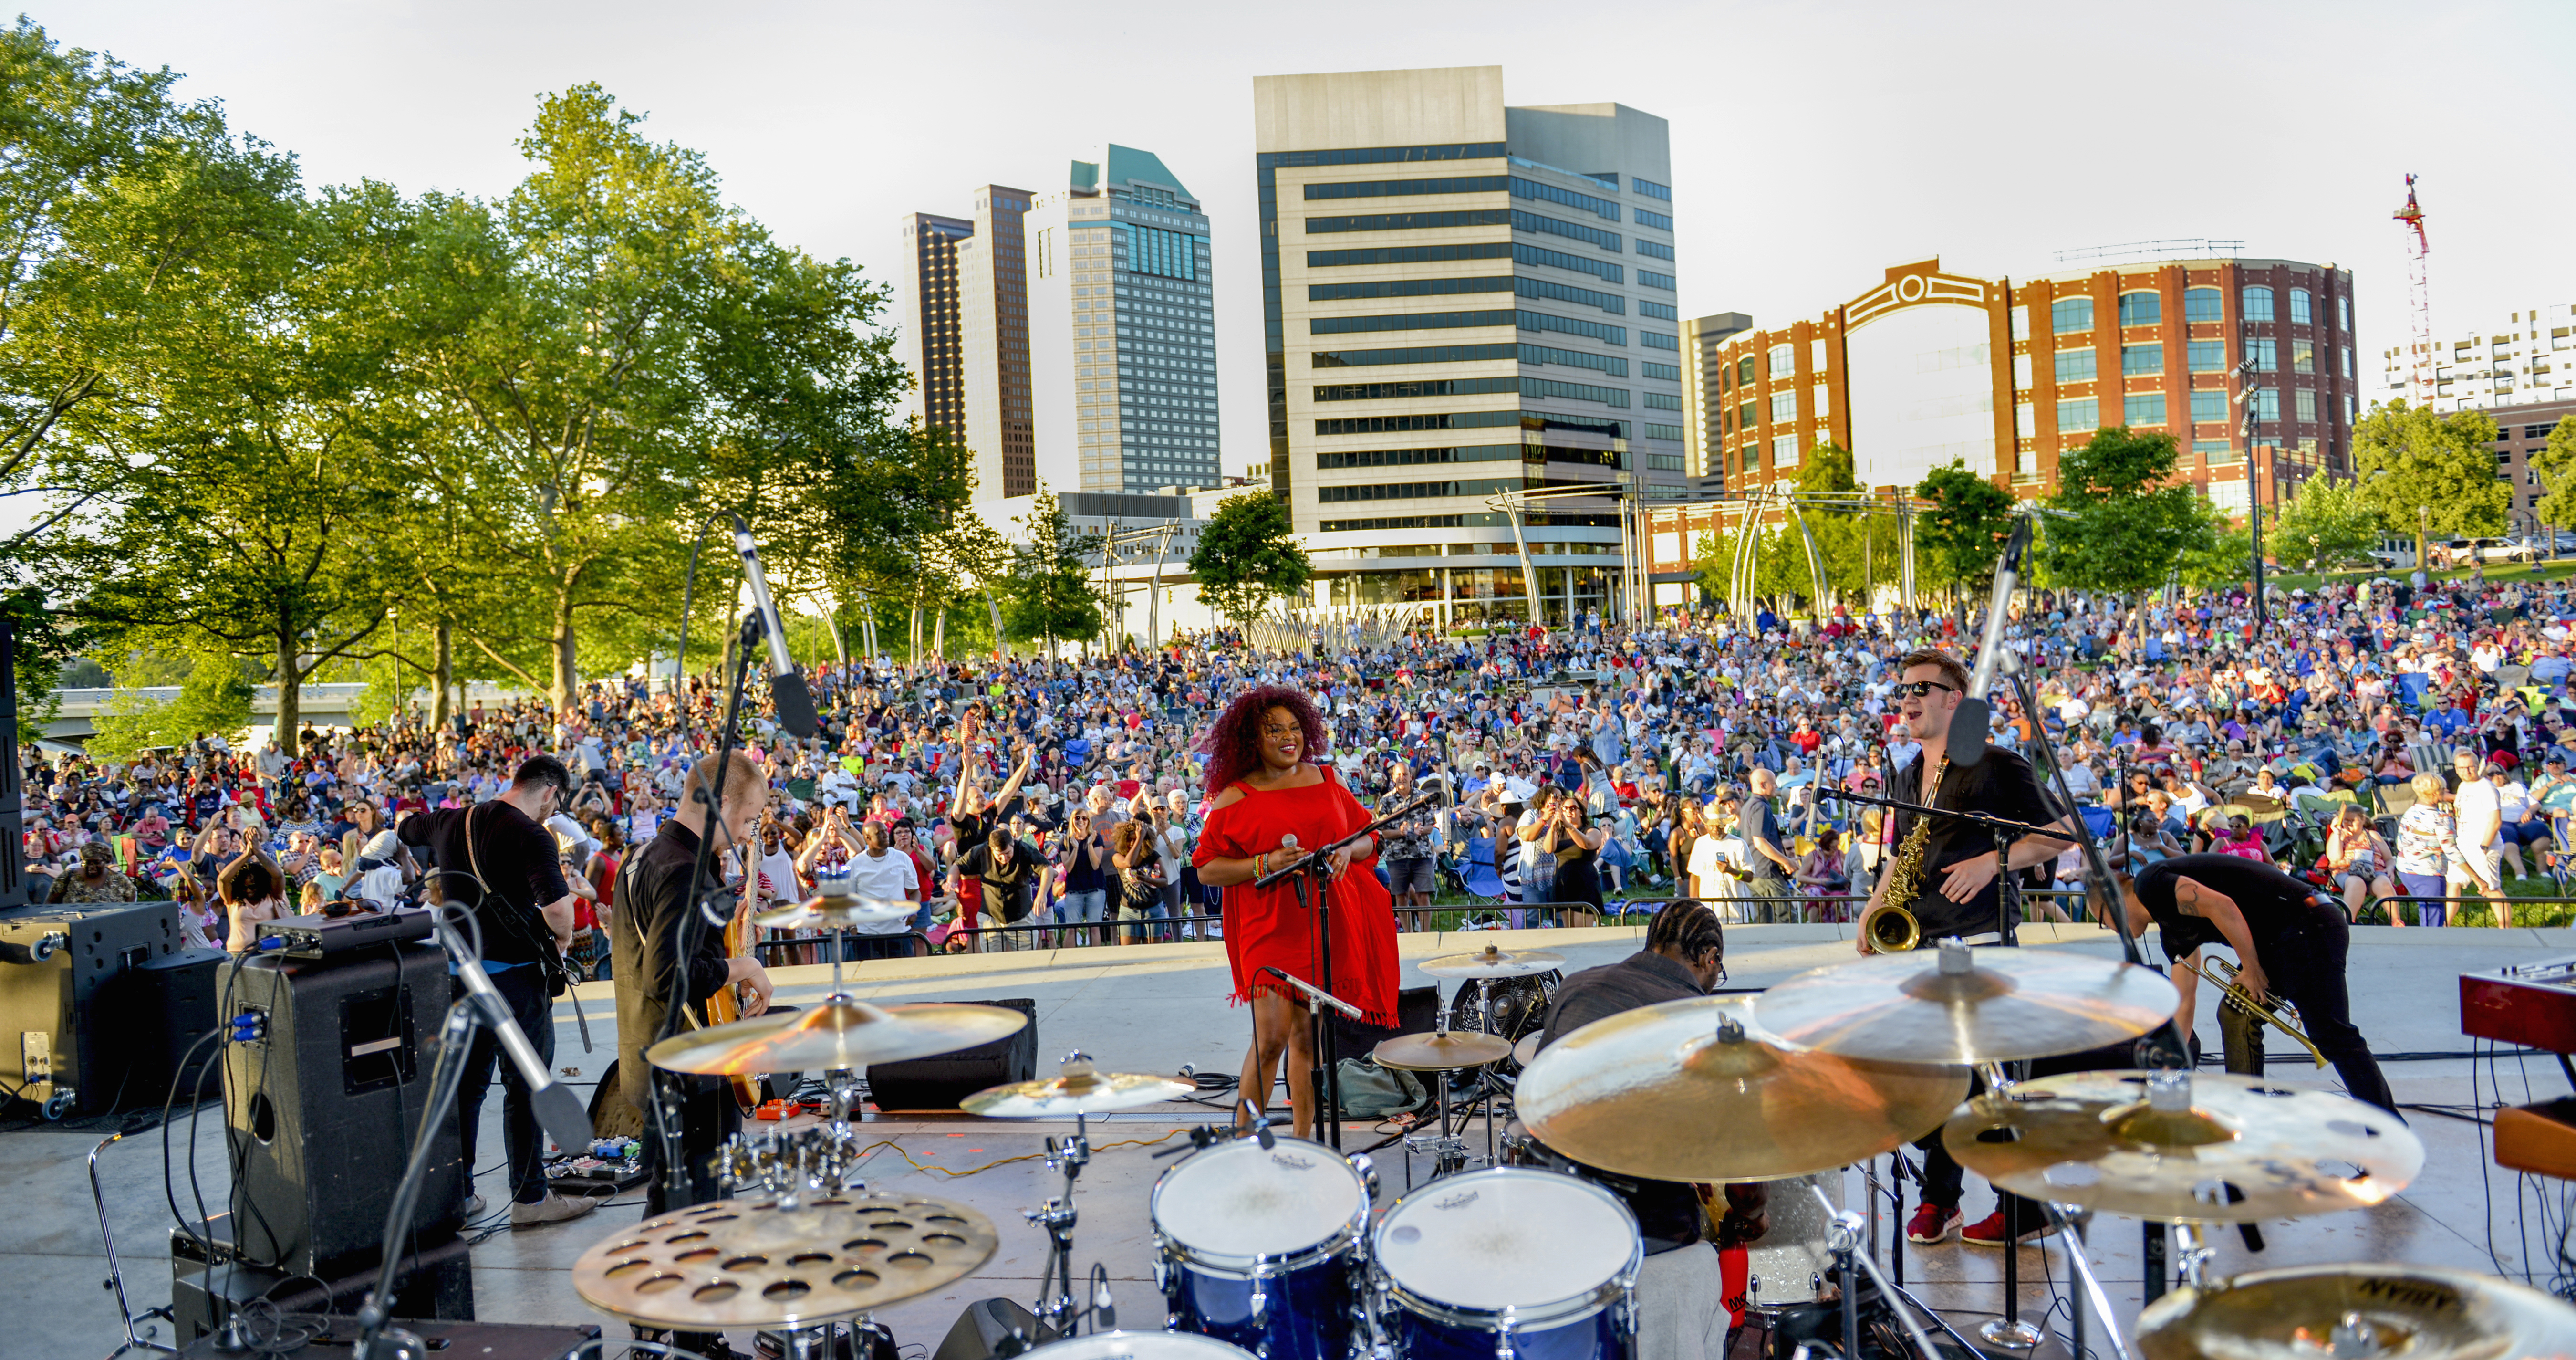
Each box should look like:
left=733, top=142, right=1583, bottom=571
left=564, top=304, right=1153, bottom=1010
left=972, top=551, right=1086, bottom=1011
left=2237, top=356, right=2272, bottom=630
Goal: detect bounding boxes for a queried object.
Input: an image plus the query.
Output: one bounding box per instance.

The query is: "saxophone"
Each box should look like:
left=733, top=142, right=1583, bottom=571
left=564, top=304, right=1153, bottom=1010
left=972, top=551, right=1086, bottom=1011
left=1860, top=756, right=1947, bottom=952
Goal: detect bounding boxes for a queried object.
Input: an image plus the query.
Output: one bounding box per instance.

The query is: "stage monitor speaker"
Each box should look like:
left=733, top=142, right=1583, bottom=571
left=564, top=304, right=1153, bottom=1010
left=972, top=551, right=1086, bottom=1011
left=0, top=900, right=183, bottom=1116
left=134, top=947, right=229, bottom=1107
left=170, top=1228, right=474, bottom=1346
left=223, top=943, right=463, bottom=1278
left=866, top=997, right=1037, bottom=1112
left=932, top=1297, right=1056, bottom=1360
left=1330, top=982, right=1439, bottom=1059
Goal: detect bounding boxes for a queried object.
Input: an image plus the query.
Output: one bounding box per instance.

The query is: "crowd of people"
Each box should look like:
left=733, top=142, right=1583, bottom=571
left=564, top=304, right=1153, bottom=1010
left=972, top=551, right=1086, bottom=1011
left=18, top=562, right=2576, bottom=959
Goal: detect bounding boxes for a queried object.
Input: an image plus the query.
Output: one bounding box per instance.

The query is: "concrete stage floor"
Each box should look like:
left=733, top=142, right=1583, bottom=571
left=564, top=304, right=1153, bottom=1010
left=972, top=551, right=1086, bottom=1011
left=8, top=922, right=2574, bottom=1360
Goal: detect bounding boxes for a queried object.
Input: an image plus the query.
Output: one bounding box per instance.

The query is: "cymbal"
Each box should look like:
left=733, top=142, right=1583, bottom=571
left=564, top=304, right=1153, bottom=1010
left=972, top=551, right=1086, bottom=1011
left=648, top=1000, right=1029, bottom=1076
left=962, top=1056, right=1192, bottom=1117
left=2135, top=1264, right=2576, bottom=1360
left=1942, top=1070, right=2423, bottom=1224
left=572, top=1191, right=997, bottom=1328
left=1755, top=940, right=2179, bottom=1064
left=1421, top=944, right=1567, bottom=979
left=751, top=893, right=916, bottom=931
left=1517, top=996, right=1971, bottom=1182
left=1513, top=1033, right=1542, bottom=1067
left=1374, top=1030, right=1512, bottom=1071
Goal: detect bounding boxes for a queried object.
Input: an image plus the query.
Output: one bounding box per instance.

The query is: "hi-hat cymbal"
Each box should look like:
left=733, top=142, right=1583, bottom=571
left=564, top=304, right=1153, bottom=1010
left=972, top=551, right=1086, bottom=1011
left=2135, top=1263, right=2576, bottom=1360
left=751, top=893, right=916, bottom=931
left=1420, top=944, right=1567, bottom=979
left=962, top=1055, right=1192, bottom=1117
left=1942, top=1070, right=2423, bottom=1224
left=572, top=1191, right=998, bottom=1328
left=1517, top=996, right=1970, bottom=1182
left=648, top=1000, right=1029, bottom=1076
left=1374, top=1030, right=1513, bottom=1071
left=1755, top=940, right=2179, bottom=1064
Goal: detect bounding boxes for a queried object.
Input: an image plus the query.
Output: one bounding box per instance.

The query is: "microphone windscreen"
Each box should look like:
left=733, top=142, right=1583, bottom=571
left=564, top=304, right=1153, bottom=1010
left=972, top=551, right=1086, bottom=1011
left=772, top=670, right=822, bottom=739
left=1948, top=695, right=1991, bottom=768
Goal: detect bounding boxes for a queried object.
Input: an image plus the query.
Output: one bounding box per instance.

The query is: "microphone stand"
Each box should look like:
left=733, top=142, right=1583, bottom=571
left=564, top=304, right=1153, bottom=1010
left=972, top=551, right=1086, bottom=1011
left=1252, top=790, right=1438, bottom=1151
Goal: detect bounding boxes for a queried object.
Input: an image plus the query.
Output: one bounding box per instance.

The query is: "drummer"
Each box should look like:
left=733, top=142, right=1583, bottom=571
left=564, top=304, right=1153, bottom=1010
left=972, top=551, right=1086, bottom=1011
left=2119, top=853, right=2399, bottom=1115
left=1535, top=900, right=1754, bottom=1360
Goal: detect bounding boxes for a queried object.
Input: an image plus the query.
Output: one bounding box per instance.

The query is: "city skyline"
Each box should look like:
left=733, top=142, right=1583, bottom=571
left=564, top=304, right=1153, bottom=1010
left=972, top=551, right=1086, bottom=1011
left=47, top=0, right=2576, bottom=495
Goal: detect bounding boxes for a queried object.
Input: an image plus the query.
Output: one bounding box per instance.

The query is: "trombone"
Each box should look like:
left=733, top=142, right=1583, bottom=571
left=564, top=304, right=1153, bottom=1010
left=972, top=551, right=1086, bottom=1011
left=2187, top=954, right=2326, bottom=1067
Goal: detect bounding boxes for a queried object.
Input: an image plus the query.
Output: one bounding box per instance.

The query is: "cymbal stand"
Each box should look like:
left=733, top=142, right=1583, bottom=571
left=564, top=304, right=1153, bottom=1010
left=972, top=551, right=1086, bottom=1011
left=1971, top=1057, right=2044, bottom=1352
left=1474, top=975, right=1502, bottom=1165
left=2036, top=1203, right=2135, bottom=1360
left=1401, top=993, right=1470, bottom=1187
left=1026, top=1061, right=1095, bottom=1336
left=1807, top=1184, right=1940, bottom=1360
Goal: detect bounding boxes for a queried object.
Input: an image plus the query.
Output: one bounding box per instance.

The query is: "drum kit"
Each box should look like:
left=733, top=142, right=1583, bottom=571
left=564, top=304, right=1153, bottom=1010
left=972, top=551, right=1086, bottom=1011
left=558, top=890, right=2576, bottom=1360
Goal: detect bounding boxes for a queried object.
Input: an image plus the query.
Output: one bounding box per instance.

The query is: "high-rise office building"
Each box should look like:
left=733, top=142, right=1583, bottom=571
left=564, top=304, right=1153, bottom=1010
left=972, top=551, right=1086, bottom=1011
left=1025, top=147, right=1222, bottom=493
left=957, top=185, right=1038, bottom=499
left=893, top=212, right=973, bottom=436
left=1253, top=65, right=1687, bottom=625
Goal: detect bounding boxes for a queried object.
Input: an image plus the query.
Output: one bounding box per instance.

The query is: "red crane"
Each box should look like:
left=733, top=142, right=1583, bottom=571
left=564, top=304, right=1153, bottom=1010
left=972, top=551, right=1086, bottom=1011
left=2394, top=174, right=2431, bottom=406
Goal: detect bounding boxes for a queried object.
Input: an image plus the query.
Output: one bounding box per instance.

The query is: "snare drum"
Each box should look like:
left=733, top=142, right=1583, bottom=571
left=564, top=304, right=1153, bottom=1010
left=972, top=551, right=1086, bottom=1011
left=1153, top=1136, right=1372, bottom=1360
left=1736, top=1170, right=1842, bottom=1313
left=1371, top=1168, right=1640, bottom=1360
left=1023, top=1331, right=1257, bottom=1360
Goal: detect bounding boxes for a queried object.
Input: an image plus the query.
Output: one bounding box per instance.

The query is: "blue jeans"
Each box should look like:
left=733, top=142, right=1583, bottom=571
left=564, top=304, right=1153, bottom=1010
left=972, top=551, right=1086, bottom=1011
left=2398, top=871, right=2446, bottom=926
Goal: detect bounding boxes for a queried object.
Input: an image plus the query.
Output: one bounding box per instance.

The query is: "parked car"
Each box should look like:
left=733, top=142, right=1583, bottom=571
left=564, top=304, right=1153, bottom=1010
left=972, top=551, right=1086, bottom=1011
left=2435, top=536, right=2541, bottom=566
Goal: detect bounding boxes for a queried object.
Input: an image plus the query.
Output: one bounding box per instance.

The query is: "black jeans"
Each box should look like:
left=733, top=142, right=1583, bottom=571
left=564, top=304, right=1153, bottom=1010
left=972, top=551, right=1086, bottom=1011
left=456, top=962, right=554, bottom=1205
left=2241, top=900, right=2399, bottom=1114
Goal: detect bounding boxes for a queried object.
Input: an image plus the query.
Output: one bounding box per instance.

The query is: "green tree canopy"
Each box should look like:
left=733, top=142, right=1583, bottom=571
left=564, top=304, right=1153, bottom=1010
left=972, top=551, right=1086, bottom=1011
left=1189, top=491, right=1312, bottom=625
left=2528, top=416, right=2576, bottom=539
left=2038, top=427, right=2220, bottom=596
left=1000, top=490, right=1102, bottom=659
left=2274, top=476, right=2385, bottom=570
left=2351, top=399, right=2510, bottom=567
left=1914, top=460, right=2015, bottom=599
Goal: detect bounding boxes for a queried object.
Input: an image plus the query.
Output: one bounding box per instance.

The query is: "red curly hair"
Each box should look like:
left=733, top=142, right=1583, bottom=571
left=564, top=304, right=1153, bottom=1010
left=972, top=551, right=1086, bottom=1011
left=1199, top=684, right=1331, bottom=801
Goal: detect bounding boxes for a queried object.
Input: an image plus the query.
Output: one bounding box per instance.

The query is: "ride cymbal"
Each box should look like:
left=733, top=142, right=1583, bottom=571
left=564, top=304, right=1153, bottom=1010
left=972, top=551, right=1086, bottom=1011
left=1517, top=995, right=1970, bottom=1182
left=1420, top=945, right=1567, bottom=979
left=751, top=894, right=917, bottom=931
left=1942, top=1070, right=2423, bottom=1224
left=1755, top=939, right=2179, bottom=1065
left=2136, top=1263, right=2576, bottom=1360
left=962, top=1055, right=1192, bottom=1117
left=1374, top=1030, right=1513, bottom=1071
left=572, top=1192, right=998, bottom=1329
left=648, top=1000, right=1028, bottom=1076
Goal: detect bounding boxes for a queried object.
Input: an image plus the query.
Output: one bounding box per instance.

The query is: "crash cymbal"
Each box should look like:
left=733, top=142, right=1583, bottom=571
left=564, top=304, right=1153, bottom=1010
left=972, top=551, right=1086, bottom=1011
left=572, top=1191, right=997, bottom=1329
left=1517, top=996, right=1970, bottom=1182
left=1942, top=1070, right=2422, bottom=1224
left=1755, top=939, right=2179, bottom=1064
left=1420, top=944, right=1567, bottom=979
left=1374, top=1030, right=1513, bottom=1071
left=648, top=999, right=1029, bottom=1076
left=751, top=893, right=916, bottom=931
left=962, top=1054, right=1192, bottom=1118
left=2135, top=1263, right=2576, bottom=1360
left=1513, top=1032, right=1543, bottom=1067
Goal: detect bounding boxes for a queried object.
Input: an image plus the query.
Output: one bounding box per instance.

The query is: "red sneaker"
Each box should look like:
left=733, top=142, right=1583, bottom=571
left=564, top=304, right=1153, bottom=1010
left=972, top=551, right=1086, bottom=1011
left=1905, top=1203, right=1962, bottom=1244
left=1962, top=1211, right=2054, bottom=1247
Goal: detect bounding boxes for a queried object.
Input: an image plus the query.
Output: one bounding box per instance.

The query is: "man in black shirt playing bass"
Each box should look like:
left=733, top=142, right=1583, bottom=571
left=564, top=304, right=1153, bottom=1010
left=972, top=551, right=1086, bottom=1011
left=2121, top=852, right=2397, bottom=1115
left=396, top=755, right=592, bottom=1226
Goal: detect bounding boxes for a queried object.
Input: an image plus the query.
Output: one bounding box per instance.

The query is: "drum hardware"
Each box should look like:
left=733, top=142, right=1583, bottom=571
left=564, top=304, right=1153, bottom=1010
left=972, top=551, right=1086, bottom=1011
left=958, top=1053, right=1118, bottom=1336
left=1373, top=998, right=1491, bottom=1187
left=1802, top=1182, right=1942, bottom=1360
left=1754, top=937, right=2180, bottom=1065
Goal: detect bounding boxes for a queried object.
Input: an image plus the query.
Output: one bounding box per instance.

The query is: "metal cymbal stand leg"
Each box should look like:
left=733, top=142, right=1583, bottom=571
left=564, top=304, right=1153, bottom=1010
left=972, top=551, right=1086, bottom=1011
left=1026, top=1108, right=1092, bottom=1336
left=1475, top=976, right=1500, bottom=1166
left=2039, top=1203, right=2134, bottom=1360
left=1974, top=1061, right=2044, bottom=1352
left=1809, top=1185, right=1940, bottom=1360
left=1402, top=990, right=1467, bottom=1183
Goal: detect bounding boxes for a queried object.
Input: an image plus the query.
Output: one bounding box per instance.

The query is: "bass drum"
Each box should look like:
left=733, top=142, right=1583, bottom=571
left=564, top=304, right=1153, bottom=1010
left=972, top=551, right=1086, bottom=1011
left=1153, top=1135, right=1374, bottom=1360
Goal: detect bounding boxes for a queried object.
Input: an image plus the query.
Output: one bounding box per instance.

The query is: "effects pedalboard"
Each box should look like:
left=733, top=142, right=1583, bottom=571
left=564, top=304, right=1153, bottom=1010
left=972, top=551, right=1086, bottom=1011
left=258, top=907, right=435, bottom=961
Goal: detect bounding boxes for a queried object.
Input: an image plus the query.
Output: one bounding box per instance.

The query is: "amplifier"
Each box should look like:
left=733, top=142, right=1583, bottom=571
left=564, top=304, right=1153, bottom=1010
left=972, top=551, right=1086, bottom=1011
left=2460, top=953, right=2576, bottom=1053
left=868, top=997, right=1037, bottom=1112
left=262, top=907, right=434, bottom=960
left=223, top=943, right=464, bottom=1277
left=0, top=900, right=184, bottom=1116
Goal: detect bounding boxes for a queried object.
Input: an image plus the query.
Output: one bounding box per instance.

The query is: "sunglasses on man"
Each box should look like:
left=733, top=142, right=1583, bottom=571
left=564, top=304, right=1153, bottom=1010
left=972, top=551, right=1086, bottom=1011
left=1892, top=680, right=1959, bottom=698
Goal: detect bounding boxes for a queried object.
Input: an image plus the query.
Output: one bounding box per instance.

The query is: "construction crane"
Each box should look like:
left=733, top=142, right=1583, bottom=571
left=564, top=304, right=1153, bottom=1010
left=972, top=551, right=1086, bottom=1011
left=2394, top=173, right=2431, bottom=405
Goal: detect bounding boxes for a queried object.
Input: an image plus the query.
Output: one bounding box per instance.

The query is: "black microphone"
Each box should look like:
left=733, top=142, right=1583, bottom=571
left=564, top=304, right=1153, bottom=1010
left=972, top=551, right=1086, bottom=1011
left=1950, top=517, right=2033, bottom=768
left=733, top=516, right=821, bottom=739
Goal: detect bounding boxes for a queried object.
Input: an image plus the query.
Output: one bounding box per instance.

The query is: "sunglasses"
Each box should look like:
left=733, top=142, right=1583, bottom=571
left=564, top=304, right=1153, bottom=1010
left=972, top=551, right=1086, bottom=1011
left=1892, top=680, right=1959, bottom=698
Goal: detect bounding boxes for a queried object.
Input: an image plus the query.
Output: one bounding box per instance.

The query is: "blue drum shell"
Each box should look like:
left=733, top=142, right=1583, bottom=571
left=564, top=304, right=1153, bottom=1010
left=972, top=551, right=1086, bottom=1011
left=1162, top=1252, right=1358, bottom=1360
left=1383, top=1300, right=1621, bottom=1360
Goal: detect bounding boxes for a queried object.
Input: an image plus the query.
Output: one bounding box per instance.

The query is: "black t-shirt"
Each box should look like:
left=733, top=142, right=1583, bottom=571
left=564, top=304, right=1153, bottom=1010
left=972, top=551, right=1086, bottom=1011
left=398, top=801, right=570, bottom=965
left=1888, top=748, right=2058, bottom=941
left=2133, top=853, right=2321, bottom=962
left=959, top=841, right=1042, bottom=921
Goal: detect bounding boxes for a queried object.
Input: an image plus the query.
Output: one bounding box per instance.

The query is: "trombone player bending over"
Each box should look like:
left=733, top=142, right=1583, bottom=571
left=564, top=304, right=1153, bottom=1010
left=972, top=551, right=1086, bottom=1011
left=1859, top=649, right=2072, bottom=956
left=2120, top=853, right=2399, bottom=1117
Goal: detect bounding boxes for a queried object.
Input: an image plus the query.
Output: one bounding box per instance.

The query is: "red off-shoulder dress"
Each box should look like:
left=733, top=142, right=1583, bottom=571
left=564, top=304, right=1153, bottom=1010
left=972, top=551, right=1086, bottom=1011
left=1193, top=767, right=1401, bottom=1027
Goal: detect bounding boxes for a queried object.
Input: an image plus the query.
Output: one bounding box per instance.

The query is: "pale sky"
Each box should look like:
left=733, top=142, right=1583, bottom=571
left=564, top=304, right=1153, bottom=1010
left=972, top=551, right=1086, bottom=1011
left=47, top=0, right=2576, bottom=488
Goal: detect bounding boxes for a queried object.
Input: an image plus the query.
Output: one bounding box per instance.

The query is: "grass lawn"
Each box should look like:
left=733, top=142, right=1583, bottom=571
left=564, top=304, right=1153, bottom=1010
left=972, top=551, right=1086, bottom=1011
left=2265, top=557, right=2576, bottom=594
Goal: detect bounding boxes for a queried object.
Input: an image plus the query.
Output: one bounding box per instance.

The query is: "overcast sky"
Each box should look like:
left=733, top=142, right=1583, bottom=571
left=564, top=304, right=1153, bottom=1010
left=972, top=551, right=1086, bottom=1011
left=50, top=0, right=2576, bottom=487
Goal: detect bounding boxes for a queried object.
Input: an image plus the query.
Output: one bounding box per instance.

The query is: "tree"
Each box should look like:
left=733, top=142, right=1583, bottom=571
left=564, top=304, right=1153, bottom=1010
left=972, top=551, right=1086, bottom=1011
left=2351, top=399, right=2509, bottom=568
left=85, top=649, right=255, bottom=764
left=2175, top=499, right=2255, bottom=592
left=1190, top=491, right=1311, bottom=624
left=2273, top=476, right=2384, bottom=571
left=2530, top=417, right=2576, bottom=547
left=2039, top=427, right=2219, bottom=596
left=1914, top=460, right=2015, bottom=599
left=999, top=490, right=1101, bottom=660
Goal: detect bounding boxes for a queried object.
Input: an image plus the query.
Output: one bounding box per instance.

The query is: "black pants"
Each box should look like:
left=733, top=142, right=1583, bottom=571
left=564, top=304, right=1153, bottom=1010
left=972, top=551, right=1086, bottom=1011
left=642, top=1074, right=743, bottom=1217
left=456, top=963, right=554, bottom=1205
left=2232, top=900, right=2398, bottom=1114
left=1918, top=1042, right=2137, bottom=1220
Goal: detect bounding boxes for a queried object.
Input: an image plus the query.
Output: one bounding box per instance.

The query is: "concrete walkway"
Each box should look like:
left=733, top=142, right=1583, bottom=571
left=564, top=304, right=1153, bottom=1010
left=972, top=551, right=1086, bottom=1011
left=8, top=922, right=2573, bottom=1359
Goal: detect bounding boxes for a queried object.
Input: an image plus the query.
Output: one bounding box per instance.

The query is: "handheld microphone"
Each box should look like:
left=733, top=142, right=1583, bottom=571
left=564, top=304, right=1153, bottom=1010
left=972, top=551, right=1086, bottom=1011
left=430, top=913, right=592, bottom=1151
left=1949, top=517, right=2033, bottom=768
left=733, top=515, right=821, bottom=740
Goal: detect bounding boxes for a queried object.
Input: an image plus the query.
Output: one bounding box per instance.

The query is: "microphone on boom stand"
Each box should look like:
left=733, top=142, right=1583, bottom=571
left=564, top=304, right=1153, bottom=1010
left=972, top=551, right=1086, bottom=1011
left=1947, top=517, right=2033, bottom=769
left=734, top=515, right=821, bottom=740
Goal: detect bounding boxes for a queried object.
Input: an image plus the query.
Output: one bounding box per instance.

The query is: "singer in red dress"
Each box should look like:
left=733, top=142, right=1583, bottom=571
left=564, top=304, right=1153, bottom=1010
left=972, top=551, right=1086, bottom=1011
left=1195, top=685, right=1400, bottom=1137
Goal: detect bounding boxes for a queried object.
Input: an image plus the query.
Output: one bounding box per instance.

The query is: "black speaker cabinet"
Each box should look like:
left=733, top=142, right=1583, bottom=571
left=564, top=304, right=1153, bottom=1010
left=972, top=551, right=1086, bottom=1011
left=170, top=1228, right=474, bottom=1345
left=0, top=900, right=183, bottom=1116
left=223, top=943, right=463, bottom=1277
left=867, top=997, right=1038, bottom=1112
left=135, top=948, right=229, bottom=1105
